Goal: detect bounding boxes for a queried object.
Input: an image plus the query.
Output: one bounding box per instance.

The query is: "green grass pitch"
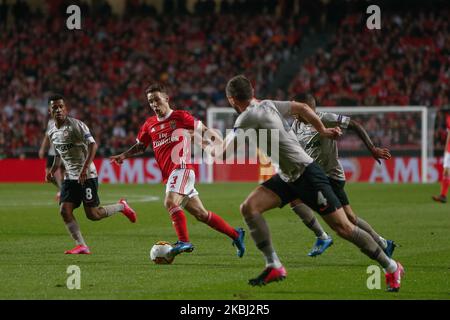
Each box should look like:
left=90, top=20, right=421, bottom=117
left=0, top=182, right=449, bottom=300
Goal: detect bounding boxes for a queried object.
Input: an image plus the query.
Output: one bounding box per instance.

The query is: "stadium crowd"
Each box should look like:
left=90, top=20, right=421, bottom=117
left=0, top=0, right=449, bottom=158
left=287, top=5, right=449, bottom=153
left=0, top=0, right=304, bottom=158
left=288, top=10, right=449, bottom=108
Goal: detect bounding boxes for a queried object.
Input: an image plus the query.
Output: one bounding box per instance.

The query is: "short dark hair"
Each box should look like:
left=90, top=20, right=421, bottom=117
left=226, top=75, right=253, bottom=101
left=145, top=83, right=168, bottom=96
left=48, top=94, right=65, bottom=104
left=294, top=93, right=316, bottom=107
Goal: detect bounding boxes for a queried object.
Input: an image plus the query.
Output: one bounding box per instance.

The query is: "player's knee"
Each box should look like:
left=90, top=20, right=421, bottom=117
left=164, top=198, right=176, bottom=210
left=345, top=211, right=357, bottom=225
left=240, top=200, right=256, bottom=218
left=59, top=207, right=71, bottom=222
left=239, top=202, right=248, bottom=216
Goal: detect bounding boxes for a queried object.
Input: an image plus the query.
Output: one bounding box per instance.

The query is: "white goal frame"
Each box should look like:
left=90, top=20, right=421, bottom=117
left=207, top=106, right=429, bottom=183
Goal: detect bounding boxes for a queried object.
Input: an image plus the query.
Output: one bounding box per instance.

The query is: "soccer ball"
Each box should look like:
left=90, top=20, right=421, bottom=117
left=150, top=241, right=175, bottom=264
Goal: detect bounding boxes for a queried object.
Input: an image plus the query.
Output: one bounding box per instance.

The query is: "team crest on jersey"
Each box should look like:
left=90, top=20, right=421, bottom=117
left=169, top=120, right=176, bottom=129
left=151, top=127, right=156, bottom=133
left=63, top=130, right=69, bottom=137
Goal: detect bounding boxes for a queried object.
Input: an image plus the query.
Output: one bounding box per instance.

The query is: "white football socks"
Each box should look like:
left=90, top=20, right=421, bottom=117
left=65, top=221, right=86, bottom=246
left=103, top=204, right=124, bottom=217
left=385, top=259, right=398, bottom=274
left=244, top=214, right=283, bottom=269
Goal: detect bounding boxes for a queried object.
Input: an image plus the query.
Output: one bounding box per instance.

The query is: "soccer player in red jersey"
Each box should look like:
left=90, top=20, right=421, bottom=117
left=433, top=114, right=450, bottom=203
left=110, top=84, right=245, bottom=257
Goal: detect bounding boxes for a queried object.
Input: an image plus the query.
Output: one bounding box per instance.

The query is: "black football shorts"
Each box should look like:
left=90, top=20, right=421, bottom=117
left=60, top=177, right=100, bottom=208
left=262, top=162, right=342, bottom=215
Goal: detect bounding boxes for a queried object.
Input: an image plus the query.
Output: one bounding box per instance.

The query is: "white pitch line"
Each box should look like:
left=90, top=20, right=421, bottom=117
left=0, top=195, right=160, bottom=208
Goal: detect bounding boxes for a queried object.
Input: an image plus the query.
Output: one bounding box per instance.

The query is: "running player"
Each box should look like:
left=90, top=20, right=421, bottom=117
left=39, top=119, right=65, bottom=201
left=218, top=75, right=404, bottom=292
left=109, top=84, right=245, bottom=258
left=432, top=113, right=450, bottom=203
left=290, top=93, right=395, bottom=258
left=46, top=94, right=137, bottom=254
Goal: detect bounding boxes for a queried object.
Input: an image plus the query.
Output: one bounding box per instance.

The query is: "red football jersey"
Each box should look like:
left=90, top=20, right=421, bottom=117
left=446, top=114, right=450, bottom=153
left=137, top=110, right=199, bottom=182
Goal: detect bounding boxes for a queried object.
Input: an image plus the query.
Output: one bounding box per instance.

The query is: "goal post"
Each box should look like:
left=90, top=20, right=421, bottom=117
left=205, top=107, right=237, bottom=184
left=206, top=106, right=433, bottom=183
left=317, top=106, right=430, bottom=183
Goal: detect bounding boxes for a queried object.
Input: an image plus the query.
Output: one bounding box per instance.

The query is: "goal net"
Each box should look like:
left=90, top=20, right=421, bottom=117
left=206, top=106, right=434, bottom=183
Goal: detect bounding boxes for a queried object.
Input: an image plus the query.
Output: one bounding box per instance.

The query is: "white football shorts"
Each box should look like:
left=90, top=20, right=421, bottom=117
left=443, top=152, right=450, bottom=169
left=166, top=169, right=199, bottom=200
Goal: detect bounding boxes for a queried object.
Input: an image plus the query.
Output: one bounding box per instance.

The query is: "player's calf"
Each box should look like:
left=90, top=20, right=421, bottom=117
left=84, top=207, right=104, bottom=221
left=188, top=206, right=209, bottom=222
left=329, top=219, right=354, bottom=240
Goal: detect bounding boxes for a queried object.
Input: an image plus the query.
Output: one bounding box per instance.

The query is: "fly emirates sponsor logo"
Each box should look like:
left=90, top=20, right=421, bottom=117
left=152, top=134, right=181, bottom=149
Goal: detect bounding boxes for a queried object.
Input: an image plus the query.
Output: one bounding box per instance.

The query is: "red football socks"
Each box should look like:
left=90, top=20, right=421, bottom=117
left=441, top=178, right=450, bottom=197
left=169, top=207, right=189, bottom=242
left=206, top=211, right=238, bottom=240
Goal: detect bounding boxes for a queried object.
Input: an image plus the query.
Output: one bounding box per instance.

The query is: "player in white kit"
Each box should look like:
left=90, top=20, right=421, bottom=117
left=46, top=94, right=137, bottom=254
left=218, top=75, right=404, bottom=292
left=290, top=93, right=395, bottom=258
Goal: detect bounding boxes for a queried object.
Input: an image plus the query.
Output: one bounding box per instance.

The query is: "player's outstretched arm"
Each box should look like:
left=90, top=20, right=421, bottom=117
left=46, top=155, right=61, bottom=183
left=291, top=101, right=342, bottom=139
left=192, top=122, right=230, bottom=162
left=203, top=127, right=235, bottom=163
left=110, top=142, right=147, bottom=165
left=348, top=119, right=391, bottom=164
left=190, top=123, right=223, bottom=150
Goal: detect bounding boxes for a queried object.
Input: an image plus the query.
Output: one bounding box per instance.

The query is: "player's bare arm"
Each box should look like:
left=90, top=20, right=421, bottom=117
left=191, top=122, right=231, bottom=162
left=208, top=128, right=237, bottom=162
left=79, top=141, right=98, bottom=185
left=39, top=135, right=50, bottom=159
left=348, top=119, right=391, bottom=164
left=110, top=142, right=147, bottom=165
left=188, top=122, right=212, bottom=149
left=46, top=155, right=61, bottom=182
left=291, top=101, right=342, bottom=139
left=199, top=124, right=226, bottom=153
